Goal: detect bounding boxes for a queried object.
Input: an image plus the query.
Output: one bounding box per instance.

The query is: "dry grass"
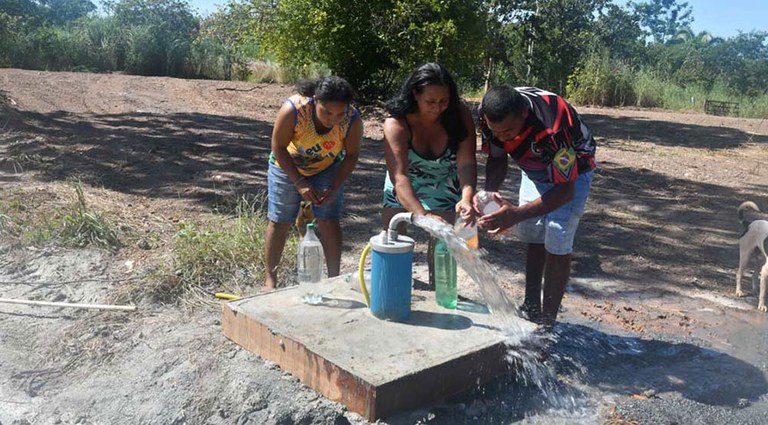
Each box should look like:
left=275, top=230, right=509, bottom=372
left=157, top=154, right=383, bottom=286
left=0, top=182, right=121, bottom=250
left=142, top=193, right=300, bottom=304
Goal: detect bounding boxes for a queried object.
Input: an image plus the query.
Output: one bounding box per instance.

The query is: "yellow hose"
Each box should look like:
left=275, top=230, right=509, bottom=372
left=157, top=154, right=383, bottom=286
left=358, top=243, right=371, bottom=306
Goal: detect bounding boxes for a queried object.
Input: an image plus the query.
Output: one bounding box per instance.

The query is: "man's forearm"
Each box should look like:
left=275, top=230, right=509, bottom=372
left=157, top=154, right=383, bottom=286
left=518, top=181, right=575, bottom=219
left=484, top=155, right=508, bottom=192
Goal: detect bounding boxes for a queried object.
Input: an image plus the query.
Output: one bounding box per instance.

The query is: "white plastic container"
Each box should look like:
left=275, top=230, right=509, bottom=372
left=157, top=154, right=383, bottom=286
left=454, top=215, right=479, bottom=250
left=477, top=190, right=502, bottom=215
left=297, top=223, right=324, bottom=284
left=477, top=190, right=514, bottom=237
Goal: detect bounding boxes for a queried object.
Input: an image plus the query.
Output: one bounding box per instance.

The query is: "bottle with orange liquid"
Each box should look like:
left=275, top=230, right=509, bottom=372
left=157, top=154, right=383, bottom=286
left=454, top=215, right=479, bottom=250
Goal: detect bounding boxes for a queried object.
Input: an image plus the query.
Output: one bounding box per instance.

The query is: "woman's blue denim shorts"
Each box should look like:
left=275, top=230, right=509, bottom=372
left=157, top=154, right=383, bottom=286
left=267, top=162, right=344, bottom=223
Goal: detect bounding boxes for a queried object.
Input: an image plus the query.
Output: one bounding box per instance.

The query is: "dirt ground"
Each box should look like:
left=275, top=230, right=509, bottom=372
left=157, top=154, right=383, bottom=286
left=1, top=68, right=768, bottom=424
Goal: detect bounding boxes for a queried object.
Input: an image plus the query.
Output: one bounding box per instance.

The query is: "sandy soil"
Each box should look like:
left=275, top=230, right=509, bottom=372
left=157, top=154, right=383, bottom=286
left=1, top=69, right=768, bottom=424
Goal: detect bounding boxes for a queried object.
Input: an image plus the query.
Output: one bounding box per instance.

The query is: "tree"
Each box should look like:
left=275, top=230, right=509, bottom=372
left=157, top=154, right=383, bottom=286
left=267, top=0, right=487, bottom=97
left=704, top=31, right=768, bottom=95
left=266, top=0, right=389, bottom=96
left=378, top=0, right=487, bottom=92
left=494, top=0, right=607, bottom=91
left=632, top=0, right=693, bottom=44
left=667, top=28, right=722, bottom=47
left=198, top=0, right=274, bottom=79
left=592, top=3, right=645, bottom=63
left=104, top=0, right=199, bottom=76
left=39, top=0, right=96, bottom=25
left=0, top=0, right=95, bottom=25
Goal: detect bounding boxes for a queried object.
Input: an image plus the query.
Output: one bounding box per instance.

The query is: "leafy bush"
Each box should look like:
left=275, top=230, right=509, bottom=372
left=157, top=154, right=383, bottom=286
left=633, top=68, right=665, bottom=108
left=567, top=51, right=636, bottom=107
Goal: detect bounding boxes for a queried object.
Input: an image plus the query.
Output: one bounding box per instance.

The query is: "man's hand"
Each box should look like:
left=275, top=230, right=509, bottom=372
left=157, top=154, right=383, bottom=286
left=477, top=194, right=525, bottom=234
left=472, top=191, right=501, bottom=215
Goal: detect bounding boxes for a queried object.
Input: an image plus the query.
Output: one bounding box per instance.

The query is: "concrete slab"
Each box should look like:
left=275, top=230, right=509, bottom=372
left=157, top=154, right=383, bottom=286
left=222, top=274, right=510, bottom=420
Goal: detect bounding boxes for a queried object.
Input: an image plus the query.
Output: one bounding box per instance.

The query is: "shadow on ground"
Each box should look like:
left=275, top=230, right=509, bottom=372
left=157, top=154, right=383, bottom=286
left=479, top=158, right=767, bottom=291
left=3, top=106, right=767, bottom=292
left=582, top=113, right=768, bottom=149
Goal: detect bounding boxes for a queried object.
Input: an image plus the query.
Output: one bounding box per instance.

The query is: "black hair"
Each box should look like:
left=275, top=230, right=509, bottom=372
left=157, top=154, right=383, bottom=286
left=481, top=85, right=529, bottom=123
left=296, top=76, right=356, bottom=103
left=385, top=63, right=467, bottom=146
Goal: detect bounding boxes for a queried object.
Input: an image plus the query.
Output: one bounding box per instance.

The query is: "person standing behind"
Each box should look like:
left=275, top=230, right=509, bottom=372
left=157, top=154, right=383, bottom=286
left=382, top=63, right=477, bottom=286
left=264, top=76, right=363, bottom=290
left=476, top=85, right=596, bottom=330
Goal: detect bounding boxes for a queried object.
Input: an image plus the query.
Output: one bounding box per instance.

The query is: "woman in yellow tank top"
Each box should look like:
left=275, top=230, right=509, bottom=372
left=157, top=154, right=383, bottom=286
left=265, top=76, right=363, bottom=290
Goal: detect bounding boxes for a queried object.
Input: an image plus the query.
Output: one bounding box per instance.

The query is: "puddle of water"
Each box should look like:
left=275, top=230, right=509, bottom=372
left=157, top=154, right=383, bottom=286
left=301, top=293, right=324, bottom=305
left=411, top=216, right=584, bottom=413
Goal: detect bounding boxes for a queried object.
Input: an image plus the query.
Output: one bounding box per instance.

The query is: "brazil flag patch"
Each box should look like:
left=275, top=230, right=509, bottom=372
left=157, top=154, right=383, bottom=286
left=554, top=147, right=576, bottom=173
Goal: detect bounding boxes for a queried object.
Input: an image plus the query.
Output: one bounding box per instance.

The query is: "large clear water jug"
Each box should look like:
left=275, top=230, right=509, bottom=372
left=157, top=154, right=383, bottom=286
left=297, top=223, right=324, bottom=284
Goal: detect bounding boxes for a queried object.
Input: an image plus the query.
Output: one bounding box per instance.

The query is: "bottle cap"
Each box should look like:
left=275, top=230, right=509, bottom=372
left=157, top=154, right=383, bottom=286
left=307, top=223, right=316, bottom=230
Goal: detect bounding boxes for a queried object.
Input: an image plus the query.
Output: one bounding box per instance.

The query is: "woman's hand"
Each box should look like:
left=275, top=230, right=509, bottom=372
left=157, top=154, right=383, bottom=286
left=455, top=197, right=476, bottom=225
left=296, top=180, right=321, bottom=205
left=417, top=211, right=448, bottom=224
left=317, top=186, right=338, bottom=205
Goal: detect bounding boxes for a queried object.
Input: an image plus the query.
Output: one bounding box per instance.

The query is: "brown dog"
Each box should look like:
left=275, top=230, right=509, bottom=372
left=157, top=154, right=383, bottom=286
left=736, top=201, right=768, bottom=312
left=296, top=201, right=315, bottom=237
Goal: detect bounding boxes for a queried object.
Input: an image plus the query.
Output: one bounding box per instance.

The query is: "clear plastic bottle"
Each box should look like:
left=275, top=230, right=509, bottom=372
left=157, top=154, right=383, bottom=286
left=454, top=215, right=479, bottom=250
left=477, top=190, right=515, bottom=237
left=297, top=223, right=325, bottom=303
left=477, top=190, right=502, bottom=215
left=434, top=239, right=457, bottom=309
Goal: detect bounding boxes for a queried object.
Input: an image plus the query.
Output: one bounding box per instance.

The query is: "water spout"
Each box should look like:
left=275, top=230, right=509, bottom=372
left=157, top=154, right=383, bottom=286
left=387, top=212, right=413, bottom=243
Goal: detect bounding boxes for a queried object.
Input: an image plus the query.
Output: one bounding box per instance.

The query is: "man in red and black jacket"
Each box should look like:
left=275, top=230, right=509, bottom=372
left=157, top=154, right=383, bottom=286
left=476, top=85, right=596, bottom=331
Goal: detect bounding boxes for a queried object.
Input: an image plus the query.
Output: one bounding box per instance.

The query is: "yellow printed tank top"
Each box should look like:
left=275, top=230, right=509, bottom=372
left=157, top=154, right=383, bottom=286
left=269, top=95, right=359, bottom=176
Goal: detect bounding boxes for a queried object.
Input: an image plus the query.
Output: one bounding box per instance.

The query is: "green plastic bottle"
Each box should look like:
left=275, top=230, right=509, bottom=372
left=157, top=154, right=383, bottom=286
left=434, top=239, right=457, bottom=309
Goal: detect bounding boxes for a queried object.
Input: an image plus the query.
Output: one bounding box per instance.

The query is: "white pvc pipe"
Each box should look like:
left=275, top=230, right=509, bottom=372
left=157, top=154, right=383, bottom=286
left=0, top=298, right=137, bottom=312
left=388, top=212, right=414, bottom=231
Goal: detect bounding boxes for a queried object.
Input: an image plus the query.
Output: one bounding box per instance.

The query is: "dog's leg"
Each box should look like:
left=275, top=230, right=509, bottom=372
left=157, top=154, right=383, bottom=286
left=736, top=244, right=750, bottom=297
left=759, top=259, right=768, bottom=312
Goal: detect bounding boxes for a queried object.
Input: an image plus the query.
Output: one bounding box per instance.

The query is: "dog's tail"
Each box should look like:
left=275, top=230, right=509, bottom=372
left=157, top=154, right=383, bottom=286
left=739, top=201, right=760, bottom=233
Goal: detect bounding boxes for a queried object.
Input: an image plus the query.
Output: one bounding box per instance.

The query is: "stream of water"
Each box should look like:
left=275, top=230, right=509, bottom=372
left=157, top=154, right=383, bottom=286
left=412, top=215, right=584, bottom=413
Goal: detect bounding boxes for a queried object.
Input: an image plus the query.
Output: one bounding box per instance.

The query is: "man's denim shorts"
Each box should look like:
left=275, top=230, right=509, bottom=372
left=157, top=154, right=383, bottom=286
left=515, top=170, right=593, bottom=255
left=267, top=161, right=344, bottom=223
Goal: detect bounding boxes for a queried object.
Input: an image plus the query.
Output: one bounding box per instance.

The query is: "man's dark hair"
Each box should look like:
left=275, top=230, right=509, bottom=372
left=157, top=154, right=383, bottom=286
left=296, top=76, right=356, bottom=103
left=482, top=85, right=528, bottom=123
left=385, top=63, right=467, bottom=146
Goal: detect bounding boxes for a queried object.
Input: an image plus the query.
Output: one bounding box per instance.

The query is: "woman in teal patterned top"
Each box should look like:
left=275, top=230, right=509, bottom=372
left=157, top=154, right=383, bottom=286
left=382, top=63, right=477, bottom=286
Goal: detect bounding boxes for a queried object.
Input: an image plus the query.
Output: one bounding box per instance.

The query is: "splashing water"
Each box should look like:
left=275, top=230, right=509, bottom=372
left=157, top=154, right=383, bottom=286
left=411, top=215, right=584, bottom=413
left=301, top=293, right=324, bottom=305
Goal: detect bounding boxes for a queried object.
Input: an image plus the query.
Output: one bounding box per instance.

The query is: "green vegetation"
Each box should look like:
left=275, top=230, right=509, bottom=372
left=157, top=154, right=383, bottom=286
left=0, top=183, right=120, bottom=250
left=57, top=184, right=121, bottom=250
left=0, top=0, right=766, bottom=115
left=150, top=194, right=297, bottom=303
